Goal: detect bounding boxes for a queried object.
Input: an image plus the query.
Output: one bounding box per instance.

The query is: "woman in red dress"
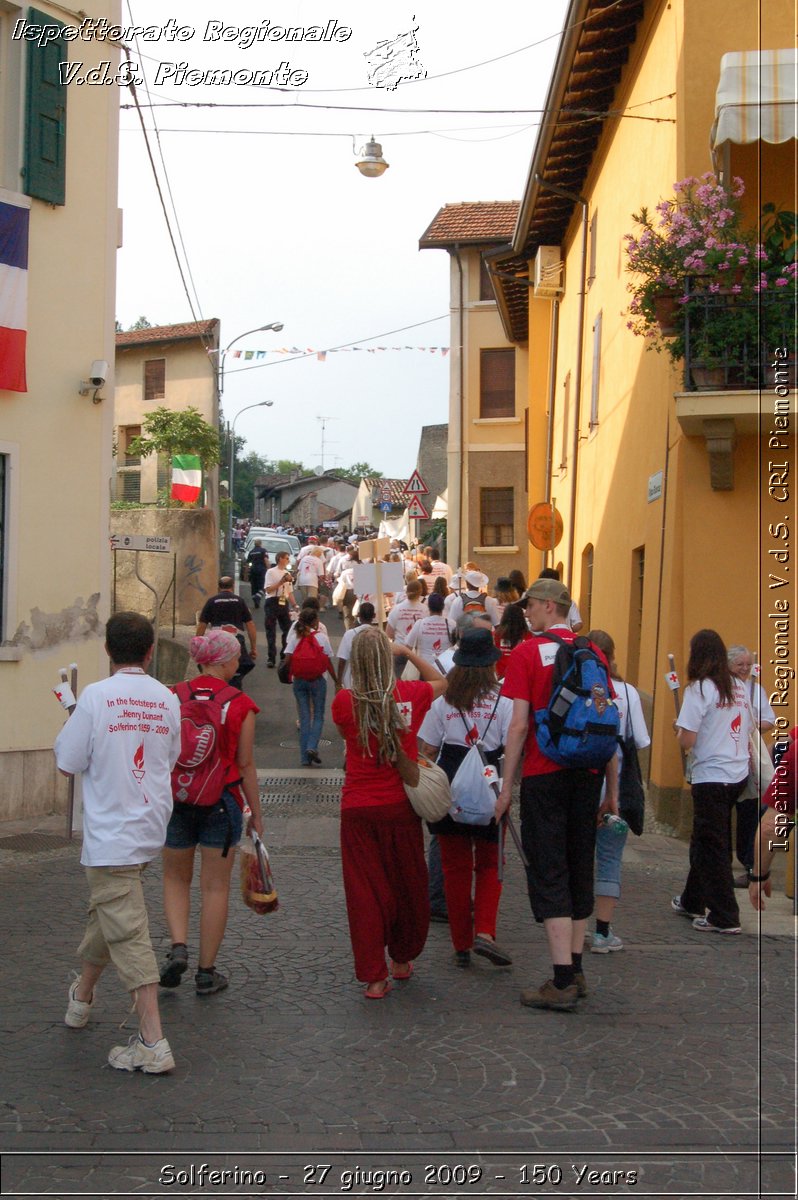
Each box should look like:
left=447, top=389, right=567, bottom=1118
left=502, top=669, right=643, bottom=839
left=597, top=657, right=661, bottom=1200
left=332, top=629, right=447, bottom=998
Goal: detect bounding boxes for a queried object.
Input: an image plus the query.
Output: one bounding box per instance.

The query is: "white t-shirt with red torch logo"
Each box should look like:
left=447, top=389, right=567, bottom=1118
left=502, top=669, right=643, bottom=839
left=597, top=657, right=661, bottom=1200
left=55, top=669, right=181, bottom=867
left=676, top=677, right=752, bottom=785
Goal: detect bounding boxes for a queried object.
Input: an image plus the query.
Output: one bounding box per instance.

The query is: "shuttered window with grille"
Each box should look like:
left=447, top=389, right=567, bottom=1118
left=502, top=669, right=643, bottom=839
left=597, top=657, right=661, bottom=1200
left=480, top=349, right=515, bottom=418
left=480, top=487, right=514, bottom=546
left=23, top=7, right=67, bottom=204
left=144, top=358, right=165, bottom=401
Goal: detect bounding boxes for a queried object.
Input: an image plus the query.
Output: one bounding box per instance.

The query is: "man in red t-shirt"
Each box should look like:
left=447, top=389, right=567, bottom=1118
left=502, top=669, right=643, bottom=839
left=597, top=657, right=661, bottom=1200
left=496, top=578, right=618, bottom=1011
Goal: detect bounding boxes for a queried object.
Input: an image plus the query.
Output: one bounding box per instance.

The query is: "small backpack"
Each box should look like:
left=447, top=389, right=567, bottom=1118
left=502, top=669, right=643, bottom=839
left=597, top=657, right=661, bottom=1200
left=290, top=632, right=328, bottom=681
left=534, top=633, right=619, bottom=769
left=461, top=592, right=487, bottom=616
left=171, top=680, right=239, bottom=806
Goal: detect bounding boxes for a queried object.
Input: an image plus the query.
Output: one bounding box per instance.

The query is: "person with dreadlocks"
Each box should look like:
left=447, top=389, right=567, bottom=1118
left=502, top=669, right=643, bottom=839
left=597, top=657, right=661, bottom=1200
left=331, top=628, right=448, bottom=999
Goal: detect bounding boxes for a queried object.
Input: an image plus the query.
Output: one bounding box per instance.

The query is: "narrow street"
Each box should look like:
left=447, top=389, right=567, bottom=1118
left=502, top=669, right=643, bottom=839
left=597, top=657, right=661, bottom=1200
left=0, top=583, right=794, bottom=1197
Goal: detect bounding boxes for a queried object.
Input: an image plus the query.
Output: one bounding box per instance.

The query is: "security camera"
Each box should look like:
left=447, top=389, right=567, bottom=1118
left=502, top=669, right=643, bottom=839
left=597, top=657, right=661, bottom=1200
left=90, top=360, right=109, bottom=387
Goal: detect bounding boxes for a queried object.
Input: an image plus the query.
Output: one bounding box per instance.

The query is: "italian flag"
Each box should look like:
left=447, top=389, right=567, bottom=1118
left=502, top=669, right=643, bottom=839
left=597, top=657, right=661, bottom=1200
left=171, top=454, right=202, bottom=503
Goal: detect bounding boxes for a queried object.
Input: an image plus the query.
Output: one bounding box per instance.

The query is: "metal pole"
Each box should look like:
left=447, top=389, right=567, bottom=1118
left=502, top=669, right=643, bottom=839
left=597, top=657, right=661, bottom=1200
left=218, top=322, right=283, bottom=567
left=134, top=550, right=161, bottom=678
left=61, top=665, right=77, bottom=839
left=228, top=417, right=234, bottom=568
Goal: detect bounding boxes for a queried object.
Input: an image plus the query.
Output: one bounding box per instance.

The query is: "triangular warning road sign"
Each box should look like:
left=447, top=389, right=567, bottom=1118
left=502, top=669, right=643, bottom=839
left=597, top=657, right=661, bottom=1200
left=406, top=495, right=430, bottom=519
left=403, top=469, right=429, bottom=496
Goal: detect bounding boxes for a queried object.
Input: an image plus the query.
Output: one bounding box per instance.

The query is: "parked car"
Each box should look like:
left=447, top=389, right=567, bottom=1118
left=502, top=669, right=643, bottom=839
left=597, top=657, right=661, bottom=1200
left=240, top=531, right=297, bottom=578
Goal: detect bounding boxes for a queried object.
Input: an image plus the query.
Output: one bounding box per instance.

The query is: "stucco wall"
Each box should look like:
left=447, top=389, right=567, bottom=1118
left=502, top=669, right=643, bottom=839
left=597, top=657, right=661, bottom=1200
left=110, top=508, right=218, bottom=626
left=0, top=0, right=121, bottom=824
left=523, top=0, right=796, bottom=831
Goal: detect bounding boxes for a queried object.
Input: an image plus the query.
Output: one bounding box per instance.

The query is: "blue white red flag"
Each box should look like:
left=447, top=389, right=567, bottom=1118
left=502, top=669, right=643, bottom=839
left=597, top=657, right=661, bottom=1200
left=0, top=195, right=29, bottom=393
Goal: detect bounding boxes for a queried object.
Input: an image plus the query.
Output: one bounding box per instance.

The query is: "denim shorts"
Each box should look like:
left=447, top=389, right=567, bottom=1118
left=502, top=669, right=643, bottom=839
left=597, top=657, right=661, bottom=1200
left=165, top=789, right=243, bottom=852
left=594, top=820, right=628, bottom=899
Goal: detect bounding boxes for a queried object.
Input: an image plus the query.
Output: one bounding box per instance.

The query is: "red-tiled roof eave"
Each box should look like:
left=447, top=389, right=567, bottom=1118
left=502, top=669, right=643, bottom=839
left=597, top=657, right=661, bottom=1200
left=116, top=318, right=220, bottom=349
left=491, top=0, right=645, bottom=341
left=419, top=201, right=521, bottom=248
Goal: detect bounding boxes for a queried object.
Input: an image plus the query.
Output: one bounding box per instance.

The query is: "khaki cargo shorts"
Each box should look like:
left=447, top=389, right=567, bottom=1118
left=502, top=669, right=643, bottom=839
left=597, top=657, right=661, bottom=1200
left=77, top=864, right=159, bottom=993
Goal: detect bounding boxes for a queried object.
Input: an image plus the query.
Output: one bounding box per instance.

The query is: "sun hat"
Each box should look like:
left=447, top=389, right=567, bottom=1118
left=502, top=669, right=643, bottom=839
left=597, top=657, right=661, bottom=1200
left=452, top=627, right=502, bottom=668
left=523, top=578, right=571, bottom=606
left=464, top=569, right=489, bottom=591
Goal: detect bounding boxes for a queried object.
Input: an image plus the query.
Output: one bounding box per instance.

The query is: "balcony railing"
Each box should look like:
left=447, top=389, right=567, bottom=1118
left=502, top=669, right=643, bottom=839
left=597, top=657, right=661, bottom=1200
left=683, top=288, right=796, bottom=391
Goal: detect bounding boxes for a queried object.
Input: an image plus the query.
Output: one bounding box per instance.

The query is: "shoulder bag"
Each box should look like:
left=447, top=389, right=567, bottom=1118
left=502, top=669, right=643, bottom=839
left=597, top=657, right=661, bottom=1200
left=618, top=683, right=645, bottom=836
left=395, top=744, right=452, bottom=822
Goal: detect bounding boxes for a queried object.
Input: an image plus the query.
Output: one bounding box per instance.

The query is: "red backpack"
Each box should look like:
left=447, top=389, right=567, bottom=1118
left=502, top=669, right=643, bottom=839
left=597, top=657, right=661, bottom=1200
left=171, top=680, right=240, bottom=806
left=290, top=632, right=329, bottom=681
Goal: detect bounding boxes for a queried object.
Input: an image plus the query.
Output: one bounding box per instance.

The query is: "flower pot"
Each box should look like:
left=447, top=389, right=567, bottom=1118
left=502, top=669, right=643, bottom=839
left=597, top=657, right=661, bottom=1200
left=653, top=293, right=681, bottom=336
left=690, top=365, right=726, bottom=390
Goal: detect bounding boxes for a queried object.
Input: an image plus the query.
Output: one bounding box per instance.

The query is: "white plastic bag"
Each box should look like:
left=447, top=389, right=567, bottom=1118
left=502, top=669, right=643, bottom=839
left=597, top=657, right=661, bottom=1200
left=449, top=745, right=498, bottom=825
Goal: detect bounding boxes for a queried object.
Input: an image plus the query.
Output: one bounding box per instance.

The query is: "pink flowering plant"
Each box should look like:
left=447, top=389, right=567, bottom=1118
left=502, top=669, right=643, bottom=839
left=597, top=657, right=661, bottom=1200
left=625, top=174, right=796, bottom=376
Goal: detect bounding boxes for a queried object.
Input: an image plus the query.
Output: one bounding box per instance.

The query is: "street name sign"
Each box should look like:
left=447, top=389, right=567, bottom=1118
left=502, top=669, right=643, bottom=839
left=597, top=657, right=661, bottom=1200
left=110, top=534, right=173, bottom=553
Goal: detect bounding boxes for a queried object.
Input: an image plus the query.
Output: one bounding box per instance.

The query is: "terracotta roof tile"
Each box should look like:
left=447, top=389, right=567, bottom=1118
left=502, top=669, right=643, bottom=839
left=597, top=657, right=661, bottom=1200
left=419, top=201, right=520, bottom=248
left=116, top=319, right=219, bottom=347
left=368, top=478, right=409, bottom=505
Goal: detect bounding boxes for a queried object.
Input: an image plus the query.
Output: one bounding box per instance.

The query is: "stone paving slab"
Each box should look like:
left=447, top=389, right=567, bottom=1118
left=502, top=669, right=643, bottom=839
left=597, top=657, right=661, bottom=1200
left=1, top=789, right=795, bottom=1199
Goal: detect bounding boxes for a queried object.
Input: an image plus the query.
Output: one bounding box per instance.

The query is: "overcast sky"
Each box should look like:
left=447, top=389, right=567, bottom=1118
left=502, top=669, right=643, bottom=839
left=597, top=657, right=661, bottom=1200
left=116, top=1, right=569, bottom=480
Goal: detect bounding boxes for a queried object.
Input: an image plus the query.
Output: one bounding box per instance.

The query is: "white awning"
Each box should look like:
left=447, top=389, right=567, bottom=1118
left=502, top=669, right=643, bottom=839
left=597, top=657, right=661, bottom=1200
left=430, top=488, right=448, bottom=519
left=713, top=50, right=798, bottom=147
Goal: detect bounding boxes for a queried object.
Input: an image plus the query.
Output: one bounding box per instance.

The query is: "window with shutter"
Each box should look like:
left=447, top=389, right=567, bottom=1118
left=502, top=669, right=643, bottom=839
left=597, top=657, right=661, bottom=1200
left=23, top=7, right=67, bottom=205
left=480, top=487, right=514, bottom=546
left=144, top=359, right=165, bottom=401
left=589, top=312, right=602, bottom=428
left=122, top=425, right=141, bottom=466
left=479, top=256, right=495, bottom=301
left=480, top=349, right=515, bottom=418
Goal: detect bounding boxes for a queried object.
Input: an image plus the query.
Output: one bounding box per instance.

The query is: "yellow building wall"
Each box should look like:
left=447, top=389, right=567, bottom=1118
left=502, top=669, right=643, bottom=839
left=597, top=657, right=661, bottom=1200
left=457, top=249, right=528, bottom=578
left=115, top=339, right=218, bottom=503
left=525, top=0, right=796, bottom=825
left=0, top=2, right=121, bottom=818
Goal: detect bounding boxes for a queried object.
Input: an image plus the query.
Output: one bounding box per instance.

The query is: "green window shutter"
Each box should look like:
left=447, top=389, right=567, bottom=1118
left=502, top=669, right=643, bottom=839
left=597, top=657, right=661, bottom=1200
left=24, top=7, right=67, bottom=204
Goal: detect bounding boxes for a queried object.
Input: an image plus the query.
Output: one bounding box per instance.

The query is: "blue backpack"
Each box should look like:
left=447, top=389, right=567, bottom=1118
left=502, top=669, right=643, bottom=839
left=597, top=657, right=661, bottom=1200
left=534, top=633, right=619, bottom=769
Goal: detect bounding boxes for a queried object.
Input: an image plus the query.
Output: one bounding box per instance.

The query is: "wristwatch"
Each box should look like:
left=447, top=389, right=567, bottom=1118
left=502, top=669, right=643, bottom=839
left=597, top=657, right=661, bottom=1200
left=747, top=869, right=771, bottom=883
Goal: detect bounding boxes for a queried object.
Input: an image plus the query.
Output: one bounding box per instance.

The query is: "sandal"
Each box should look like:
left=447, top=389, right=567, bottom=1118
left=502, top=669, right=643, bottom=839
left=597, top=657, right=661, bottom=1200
left=390, top=961, right=414, bottom=980
left=364, top=980, right=392, bottom=1000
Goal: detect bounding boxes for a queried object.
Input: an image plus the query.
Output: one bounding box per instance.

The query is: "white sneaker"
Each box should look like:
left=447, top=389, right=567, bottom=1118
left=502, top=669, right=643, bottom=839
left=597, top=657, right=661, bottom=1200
left=591, top=929, right=624, bottom=953
left=65, top=979, right=94, bottom=1028
left=108, top=1035, right=175, bottom=1074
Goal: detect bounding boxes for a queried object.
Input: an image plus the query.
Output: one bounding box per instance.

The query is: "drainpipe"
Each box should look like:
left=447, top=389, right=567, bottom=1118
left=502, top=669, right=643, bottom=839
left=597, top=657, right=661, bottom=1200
left=534, top=175, right=588, bottom=592
left=543, top=298, right=560, bottom=569
left=451, top=244, right=465, bottom=567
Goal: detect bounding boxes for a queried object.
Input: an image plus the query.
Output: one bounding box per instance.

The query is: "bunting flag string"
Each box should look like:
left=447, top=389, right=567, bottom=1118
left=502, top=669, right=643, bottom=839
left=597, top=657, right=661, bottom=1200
left=229, top=344, right=449, bottom=359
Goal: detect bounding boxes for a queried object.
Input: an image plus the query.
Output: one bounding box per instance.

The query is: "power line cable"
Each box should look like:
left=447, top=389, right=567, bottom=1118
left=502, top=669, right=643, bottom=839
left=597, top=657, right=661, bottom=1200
left=125, top=1, right=206, bottom=327
left=123, top=55, right=213, bottom=345
left=224, top=315, right=449, bottom=377
left=111, top=0, right=626, bottom=96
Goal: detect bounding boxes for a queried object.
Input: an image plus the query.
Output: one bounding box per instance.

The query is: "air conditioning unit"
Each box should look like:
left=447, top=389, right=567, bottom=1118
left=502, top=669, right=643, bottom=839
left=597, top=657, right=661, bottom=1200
left=533, top=245, right=564, bottom=296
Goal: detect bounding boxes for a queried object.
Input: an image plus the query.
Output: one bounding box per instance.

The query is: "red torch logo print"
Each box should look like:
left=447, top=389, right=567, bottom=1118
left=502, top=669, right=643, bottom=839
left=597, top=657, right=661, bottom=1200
left=132, top=742, right=145, bottom=783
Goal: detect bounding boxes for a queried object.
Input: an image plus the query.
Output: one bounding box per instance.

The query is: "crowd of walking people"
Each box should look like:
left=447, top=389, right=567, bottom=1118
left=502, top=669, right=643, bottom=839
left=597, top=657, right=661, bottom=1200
left=53, top=537, right=794, bottom=1074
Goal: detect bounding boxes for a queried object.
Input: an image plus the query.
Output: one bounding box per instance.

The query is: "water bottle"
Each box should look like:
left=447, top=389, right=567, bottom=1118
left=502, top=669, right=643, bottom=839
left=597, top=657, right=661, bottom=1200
left=602, top=813, right=629, bottom=835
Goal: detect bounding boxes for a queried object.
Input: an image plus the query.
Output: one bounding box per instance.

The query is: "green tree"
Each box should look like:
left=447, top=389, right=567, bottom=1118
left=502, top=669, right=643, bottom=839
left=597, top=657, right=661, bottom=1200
left=262, top=458, right=308, bottom=476
left=127, top=407, right=221, bottom=468
left=335, top=461, right=382, bottom=483
left=128, top=315, right=154, bottom=330
left=234, top=450, right=273, bottom=518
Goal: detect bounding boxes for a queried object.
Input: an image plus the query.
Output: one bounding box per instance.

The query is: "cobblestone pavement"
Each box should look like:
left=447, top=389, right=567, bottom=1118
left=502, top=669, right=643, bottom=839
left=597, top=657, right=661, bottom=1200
left=1, top=600, right=795, bottom=1198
